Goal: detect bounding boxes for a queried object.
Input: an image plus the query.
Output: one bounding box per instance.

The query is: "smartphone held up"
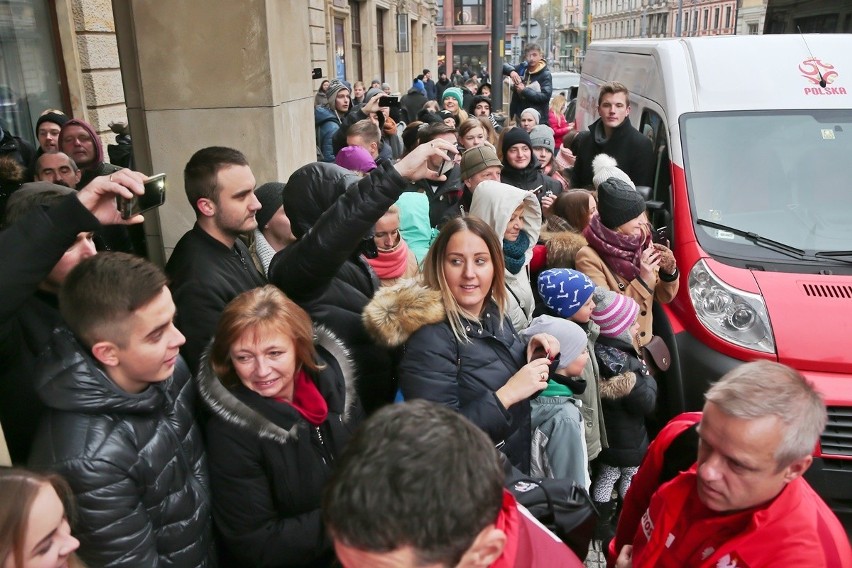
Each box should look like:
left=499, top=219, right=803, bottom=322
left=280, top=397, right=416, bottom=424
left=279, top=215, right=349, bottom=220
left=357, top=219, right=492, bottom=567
left=117, top=173, right=167, bottom=220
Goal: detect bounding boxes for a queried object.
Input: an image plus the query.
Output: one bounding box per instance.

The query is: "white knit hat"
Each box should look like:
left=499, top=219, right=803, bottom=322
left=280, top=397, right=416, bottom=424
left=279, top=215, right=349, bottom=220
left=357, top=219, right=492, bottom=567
left=592, top=154, right=635, bottom=190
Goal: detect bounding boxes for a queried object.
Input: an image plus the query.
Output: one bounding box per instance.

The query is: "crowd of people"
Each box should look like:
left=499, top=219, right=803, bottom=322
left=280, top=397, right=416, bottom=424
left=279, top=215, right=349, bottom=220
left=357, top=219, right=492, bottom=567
left=0, top=43, right=849, bottom=568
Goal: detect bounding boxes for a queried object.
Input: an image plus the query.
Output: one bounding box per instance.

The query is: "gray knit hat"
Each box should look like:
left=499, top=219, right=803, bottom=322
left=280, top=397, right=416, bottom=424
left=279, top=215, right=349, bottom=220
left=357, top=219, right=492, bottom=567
left=592, top=154, right=635, bottom=190
left=597, top=177, right=645, bottom=230
left=530, top=125, right=555, bottom=153
left=520, top=107, right=541, bottom=124
left=325, top=79, right=349, bottom=105
left=520, top=315, right=588, bottom=370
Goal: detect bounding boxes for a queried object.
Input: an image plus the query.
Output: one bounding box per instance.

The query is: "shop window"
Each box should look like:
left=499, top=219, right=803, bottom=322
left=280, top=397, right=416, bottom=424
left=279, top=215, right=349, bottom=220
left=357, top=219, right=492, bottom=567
left=0, top=0, right=65, bottom=145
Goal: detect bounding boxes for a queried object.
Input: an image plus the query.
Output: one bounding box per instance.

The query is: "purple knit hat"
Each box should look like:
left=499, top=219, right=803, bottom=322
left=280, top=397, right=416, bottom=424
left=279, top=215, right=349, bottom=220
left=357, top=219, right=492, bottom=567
left=591, top=288, right=640, bottom=340
left=59, top=118, right=103, bottom=166
left=335, top=145, right=377, bottom=173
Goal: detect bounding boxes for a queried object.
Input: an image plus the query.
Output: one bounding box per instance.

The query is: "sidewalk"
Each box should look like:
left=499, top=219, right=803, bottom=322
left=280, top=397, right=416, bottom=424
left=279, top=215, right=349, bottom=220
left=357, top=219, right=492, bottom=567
left=584, top=540, right=607, bottom=568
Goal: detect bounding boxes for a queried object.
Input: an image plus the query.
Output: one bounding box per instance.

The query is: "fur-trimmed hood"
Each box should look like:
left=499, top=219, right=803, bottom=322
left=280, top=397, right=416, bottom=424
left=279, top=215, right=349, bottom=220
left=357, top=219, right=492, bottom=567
left=599, top=371, right=636, bottom=400
left=362, top=278, right=446, bottom=348
left=543, top=230, right=587, bottom=269
left=197, top=325, right=357, bottom=445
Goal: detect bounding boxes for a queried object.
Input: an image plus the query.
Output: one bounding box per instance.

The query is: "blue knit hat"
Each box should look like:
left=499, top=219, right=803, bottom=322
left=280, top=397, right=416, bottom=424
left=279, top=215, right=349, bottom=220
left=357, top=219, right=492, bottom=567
left=413, top=78, right=426, bottom=96
left=538, top=269, right=596, bottom=318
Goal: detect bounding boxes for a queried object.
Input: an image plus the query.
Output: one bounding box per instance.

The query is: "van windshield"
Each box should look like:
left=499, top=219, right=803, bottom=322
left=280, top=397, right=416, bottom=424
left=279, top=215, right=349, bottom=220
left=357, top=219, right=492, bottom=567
left=682, top=110, right=852, bottom=260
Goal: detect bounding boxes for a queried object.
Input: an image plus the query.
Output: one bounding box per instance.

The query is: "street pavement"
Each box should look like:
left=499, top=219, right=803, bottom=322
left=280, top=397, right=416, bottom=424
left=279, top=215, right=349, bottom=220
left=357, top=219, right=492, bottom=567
left=584, top=540, right=607, bottom=568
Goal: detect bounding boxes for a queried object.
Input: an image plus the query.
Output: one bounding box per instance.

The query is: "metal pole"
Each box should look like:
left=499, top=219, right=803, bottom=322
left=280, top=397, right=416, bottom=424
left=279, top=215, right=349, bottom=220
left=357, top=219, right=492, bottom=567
left=676, top=0, right=683, bottom=37
left=490, top=0, right=506, bottom=113
left=527, top=0, right=532, bottom=46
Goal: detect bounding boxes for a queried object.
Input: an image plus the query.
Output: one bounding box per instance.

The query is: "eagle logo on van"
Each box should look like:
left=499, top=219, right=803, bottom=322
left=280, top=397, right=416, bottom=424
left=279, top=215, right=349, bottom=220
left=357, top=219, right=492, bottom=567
left=800, top=58, right=847, bottom=95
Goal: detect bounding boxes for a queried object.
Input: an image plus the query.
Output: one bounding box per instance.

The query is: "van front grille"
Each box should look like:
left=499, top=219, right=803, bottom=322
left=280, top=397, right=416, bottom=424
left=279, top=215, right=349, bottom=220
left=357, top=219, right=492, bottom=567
left=821, top=406, right=852, bottom=457
left=801, top=283, right=852, bottom=299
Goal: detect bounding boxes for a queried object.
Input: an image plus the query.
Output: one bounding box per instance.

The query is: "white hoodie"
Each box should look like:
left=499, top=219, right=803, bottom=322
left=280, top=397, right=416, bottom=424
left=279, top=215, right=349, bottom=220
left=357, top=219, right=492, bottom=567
left=469, top=180, right=542, bottom=332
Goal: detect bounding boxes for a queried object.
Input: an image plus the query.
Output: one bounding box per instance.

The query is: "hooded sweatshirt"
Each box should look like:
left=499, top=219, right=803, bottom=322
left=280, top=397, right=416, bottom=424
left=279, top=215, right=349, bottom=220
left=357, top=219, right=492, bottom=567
left=469, top=180, right=542, bottom=332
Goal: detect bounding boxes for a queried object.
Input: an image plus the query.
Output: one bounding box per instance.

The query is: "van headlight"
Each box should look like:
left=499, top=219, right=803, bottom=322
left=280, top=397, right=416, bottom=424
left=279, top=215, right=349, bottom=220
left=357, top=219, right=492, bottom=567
left=688, top=259, right=775, bottom=354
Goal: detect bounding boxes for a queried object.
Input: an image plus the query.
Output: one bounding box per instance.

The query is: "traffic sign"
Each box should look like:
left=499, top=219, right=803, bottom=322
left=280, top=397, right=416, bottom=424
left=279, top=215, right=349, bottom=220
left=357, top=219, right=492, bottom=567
left=518, top=19, right=542, bottom=42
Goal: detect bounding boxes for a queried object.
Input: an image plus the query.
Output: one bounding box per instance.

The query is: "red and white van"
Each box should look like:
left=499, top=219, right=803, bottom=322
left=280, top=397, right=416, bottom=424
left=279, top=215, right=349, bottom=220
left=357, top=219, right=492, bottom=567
left=577, top=34, right=852, bottom=522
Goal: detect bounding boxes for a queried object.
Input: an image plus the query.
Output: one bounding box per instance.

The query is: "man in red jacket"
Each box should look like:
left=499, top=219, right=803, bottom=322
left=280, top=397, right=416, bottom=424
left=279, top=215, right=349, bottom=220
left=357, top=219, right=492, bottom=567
left=324, top=400, right=584, bottom=568
left=616, top=361, right=851, bottom=568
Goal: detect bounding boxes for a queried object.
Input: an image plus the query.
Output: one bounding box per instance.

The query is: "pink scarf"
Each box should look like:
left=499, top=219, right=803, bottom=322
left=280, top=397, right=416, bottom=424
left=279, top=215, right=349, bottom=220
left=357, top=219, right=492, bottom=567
left=366, top=239, right=411, bottom=280
left=583, top=212, right=649, bottom=281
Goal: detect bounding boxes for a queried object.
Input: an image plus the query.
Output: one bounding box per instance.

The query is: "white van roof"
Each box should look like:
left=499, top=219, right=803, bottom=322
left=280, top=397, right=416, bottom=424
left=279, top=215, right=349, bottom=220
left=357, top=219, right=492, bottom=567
left=586, top=34, right=852, bottom=112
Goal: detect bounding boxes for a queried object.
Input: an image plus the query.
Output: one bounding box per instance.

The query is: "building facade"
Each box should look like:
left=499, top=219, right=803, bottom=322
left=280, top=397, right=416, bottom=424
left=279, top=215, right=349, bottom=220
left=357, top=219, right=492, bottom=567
left=764, top=0, right=852, bottom=34
left=1, top=0, right=436, bottom=260
left=436, top=0, right=524, bottom=77
left=737, top=0, right=767, bottom=35
left=589, top=0, right=738, bottom=40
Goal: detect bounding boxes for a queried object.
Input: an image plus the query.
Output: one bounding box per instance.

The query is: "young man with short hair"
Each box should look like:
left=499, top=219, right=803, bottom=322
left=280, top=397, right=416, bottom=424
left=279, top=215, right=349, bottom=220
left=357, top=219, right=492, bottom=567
left=502, top=44, right=552, bottom=126
left=570, top=81, right=654, bottom=188
left=29, top=252, right=214, bottom=568
left=166, top=146, right=266, bottom=372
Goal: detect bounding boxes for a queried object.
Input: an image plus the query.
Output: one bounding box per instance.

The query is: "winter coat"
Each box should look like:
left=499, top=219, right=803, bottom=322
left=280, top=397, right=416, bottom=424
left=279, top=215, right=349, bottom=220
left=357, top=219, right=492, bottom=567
left=594, top=336, right=657, bottom=467
left=569, top=116, right=654, bottom=189
left=502, top=61, right=552, bottom=124
left=424, top=78, right=438, bottom=101
left=412, top=163, right=464, bottom=228
left=469, top=181, right=542, bottom=332
left=29, top=328, right=213, bottom=568
left=540, top=224, right=587, bottom=270
left=576, top=320, right=607, bottom=460
left=199, top=326, right=360, bottom=568
left=314, top=106, right=341, bottom=162
left=500, top=155, right=563, bottom=210
left=0, top=128, right=35, bottom=171
left=363, top=283, right=533, bottom=473
left=401, top=87, right=428, bottom=124
left=574, top=245, right=678, bottom=347
left=166, top=224, right=267, bottom=373
left=436, top=78, right=451, bottom=103
left=0, top=195, right=99, bottom=463
left=549, top=110, right=570, bottom=150
left=269, top=161, right=408, bottom=413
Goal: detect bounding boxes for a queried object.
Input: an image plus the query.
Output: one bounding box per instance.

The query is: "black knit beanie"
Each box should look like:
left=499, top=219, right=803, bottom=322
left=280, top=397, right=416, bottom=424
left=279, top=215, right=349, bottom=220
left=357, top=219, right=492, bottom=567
left=254, top=182, right=285, bottom=229
left=36, top=112, right=69, bottom=130
left=501, top=127, right=532, bottom=157
left=597, top=177, right=646, bottom=229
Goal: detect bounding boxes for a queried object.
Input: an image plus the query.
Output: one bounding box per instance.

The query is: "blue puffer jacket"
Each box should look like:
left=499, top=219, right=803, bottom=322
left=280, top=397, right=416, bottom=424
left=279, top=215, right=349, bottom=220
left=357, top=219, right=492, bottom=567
left=314, top=106, right=341, bottom=162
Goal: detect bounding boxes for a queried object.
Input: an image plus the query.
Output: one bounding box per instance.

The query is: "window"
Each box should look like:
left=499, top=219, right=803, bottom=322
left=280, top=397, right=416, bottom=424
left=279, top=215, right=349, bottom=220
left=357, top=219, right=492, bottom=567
left=334, top=18, right=347, bottom=80
left=724, top=6, right=731, bottom=30
left=702, top=9, right=709, bottom=31
left=376, top=8, right=386, bottom=81
left=747, top=23, right=758, bottom=35
left=454, top=0, right=485, bottom=26
left=505, top=0, right=513, bottom=26
left=436, top=0, right=444, bottom=26
left=713, top=7, right=719, bottom=30
left=0, top=0, right=66, bottom=146
left=350, top=1, right=363, bottom=81
left=639, top=109, right=672, bottom=242
left=397, top=13, right=409, bottom=52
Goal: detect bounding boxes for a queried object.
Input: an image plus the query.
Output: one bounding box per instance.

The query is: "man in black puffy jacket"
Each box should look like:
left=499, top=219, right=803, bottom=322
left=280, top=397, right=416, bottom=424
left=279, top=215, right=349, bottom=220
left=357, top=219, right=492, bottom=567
left=0, top=173, right=146, bottom=464
left=268, top=139, right=456, bottom=413
left=29, top=252, right=214, bottom=568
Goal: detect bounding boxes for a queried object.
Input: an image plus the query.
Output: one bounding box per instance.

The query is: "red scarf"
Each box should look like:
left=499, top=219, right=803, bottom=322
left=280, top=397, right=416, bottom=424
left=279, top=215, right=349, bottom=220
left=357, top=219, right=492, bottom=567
left=273, top=369, right=328, bottom=426
left=489, top=491, right=521, bottom=568
left=583, top=212, right=649, bottom=281
left=365, top=240, right=411, bottom=280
